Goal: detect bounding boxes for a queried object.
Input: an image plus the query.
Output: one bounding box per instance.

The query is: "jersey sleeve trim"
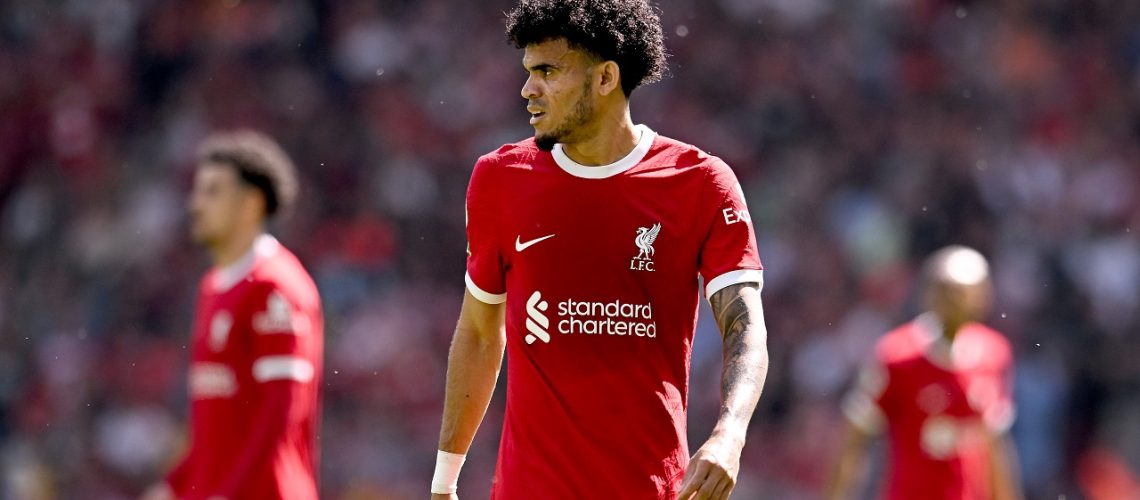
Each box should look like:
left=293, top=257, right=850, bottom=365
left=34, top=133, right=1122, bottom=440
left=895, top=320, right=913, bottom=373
left=465, top=272, right=506, bottom=304
left=252, top=355, right=315, bottom=383
left=985, top=400, right=1016, bottom=434
left=705, top=269, right=764, bottom=299
left=841, top=392, right=886, bottom=434
left=843, top=360, right=889, bottom=433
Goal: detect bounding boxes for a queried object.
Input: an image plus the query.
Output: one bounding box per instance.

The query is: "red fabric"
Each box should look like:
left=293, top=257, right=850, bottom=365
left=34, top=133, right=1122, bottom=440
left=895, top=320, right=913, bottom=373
left=167, top=239, right=323, bottom=500
left=1077, top=447, right=1140, bottom=500
left=465, top=130, right=762, bottom=499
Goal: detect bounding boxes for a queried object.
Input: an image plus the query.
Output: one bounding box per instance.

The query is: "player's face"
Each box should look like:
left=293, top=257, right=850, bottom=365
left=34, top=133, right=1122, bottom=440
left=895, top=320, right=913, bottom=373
left=521, top=38, right=600, bottom=151
left=927, top=280, right=992, bottom=327
left=188, top=162, right=255, bottom=247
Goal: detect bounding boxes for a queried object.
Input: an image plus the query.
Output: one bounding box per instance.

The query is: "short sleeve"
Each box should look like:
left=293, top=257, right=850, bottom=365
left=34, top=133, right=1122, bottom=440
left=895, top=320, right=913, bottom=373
left=841, top=359, right=890, bottom=434
left=247, top=285, right=316, bottom=384
left=698, top=161, right=763, bottom=299
left=980, top=348, right=1016, bottom=434
left=465, top=157, right=506, bottom=304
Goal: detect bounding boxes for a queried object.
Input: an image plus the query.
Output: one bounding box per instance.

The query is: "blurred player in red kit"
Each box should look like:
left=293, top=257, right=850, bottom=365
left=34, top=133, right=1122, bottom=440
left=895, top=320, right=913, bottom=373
left=142, top=131, right=323, bottom=500
left=827, top=246, right=1022, bottom=500
left=431, top=1, right=770, bottom=499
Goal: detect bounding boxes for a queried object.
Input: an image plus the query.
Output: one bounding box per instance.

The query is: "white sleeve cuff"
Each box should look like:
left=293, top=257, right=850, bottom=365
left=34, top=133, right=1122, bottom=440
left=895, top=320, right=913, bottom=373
left=985, top=401, right=1016, bottom=434
left=705, top=269, right=764, bottom=300
left=841, top=363, right=889, bottom=434
left=465, top=272, right=506, bottom=304
left=842, top=393, right=886, bottom=434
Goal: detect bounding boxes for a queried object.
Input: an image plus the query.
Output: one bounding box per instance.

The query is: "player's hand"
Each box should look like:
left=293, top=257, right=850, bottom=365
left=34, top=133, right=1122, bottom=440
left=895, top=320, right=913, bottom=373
left=678, top=434, right=744, bottom=500
left=430, top=494, right=457, bottom=500
left=139, top=482, right=175, bottom=500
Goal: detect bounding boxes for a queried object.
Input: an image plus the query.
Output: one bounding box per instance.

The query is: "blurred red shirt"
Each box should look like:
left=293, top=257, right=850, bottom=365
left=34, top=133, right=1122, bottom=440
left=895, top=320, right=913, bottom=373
left=844, top=314, right=1015, bottom=500
left=167, top=235, right=323, bottom=500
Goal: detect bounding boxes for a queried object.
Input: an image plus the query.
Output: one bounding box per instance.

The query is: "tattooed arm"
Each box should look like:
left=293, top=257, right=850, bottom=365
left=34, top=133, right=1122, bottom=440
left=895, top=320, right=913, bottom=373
left=678, top=282, right=769, bottom=500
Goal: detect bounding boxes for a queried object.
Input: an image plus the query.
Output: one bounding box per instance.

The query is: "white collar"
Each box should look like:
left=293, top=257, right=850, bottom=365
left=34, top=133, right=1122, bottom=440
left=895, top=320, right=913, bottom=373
left=551, top=124, right=656, bottom=179
left=914, top=312, right=955, bottom=369
left=213, top=234, right=279, bottom=293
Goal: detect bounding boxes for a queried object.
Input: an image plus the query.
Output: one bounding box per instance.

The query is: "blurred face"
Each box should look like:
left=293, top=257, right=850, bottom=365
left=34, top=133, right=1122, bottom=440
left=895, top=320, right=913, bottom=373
left=926, top=280, right=992, bottom=327
left=521, top=38, right=600, bottom=151
left=187, top=162, right=258, bottom=248
left=923, top=247, right=993, bottom=328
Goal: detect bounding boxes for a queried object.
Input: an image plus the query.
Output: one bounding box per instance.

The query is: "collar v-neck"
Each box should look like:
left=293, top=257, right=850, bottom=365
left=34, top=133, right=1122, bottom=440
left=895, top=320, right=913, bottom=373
left=212, top=234, right=279, bottom=293
left=551, top=124, right=656, bottom=179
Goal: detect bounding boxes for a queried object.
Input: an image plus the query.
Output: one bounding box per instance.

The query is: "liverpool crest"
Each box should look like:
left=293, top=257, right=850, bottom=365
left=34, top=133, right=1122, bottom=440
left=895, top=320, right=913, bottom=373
left=630, top=222, right=661, bottom=272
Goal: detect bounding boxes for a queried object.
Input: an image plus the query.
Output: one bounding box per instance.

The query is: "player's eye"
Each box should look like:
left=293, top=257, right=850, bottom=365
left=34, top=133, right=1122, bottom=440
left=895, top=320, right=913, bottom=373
left=528, top=65, right=554, bottom=78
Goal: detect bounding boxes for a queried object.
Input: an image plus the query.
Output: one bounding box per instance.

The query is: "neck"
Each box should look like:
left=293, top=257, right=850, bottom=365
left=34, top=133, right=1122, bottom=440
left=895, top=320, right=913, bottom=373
left=209, top=228, right=262, bottom=268
left=560, top=105, right=638, bottom=166
left=941, top=319, right=966, bottom=343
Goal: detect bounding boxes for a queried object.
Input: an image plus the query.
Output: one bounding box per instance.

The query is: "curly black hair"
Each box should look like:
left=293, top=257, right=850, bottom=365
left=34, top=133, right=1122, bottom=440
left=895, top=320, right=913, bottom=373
left=506, top=0, right=667, bottom=97
left=197, top=130, right=299, bottom=220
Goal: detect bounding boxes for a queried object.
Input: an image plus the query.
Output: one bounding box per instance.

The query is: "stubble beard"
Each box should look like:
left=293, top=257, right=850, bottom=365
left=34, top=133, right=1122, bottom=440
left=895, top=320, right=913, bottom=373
left=535, top=82, right=594, bottom=152
left=190, top=226, right=220, bottom=253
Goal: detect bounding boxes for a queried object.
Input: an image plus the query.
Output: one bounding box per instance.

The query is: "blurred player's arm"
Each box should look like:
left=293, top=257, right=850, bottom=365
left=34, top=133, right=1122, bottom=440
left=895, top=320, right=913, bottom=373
left=989, top=428, right=1024, bottom=500
left=143, top=448, right=188, bottom=500
left=141, top=382, right=297, bottom=500
left=826, top=359, right=888, bottom=500
left=825, top=421, right=875, bottom=500
left=217, top=295, right=316, bottom=499
left=213, top=381, right=302, bottom=498
left=989, top=350, right=1023, bottom=500
left=680, top=282, right=768, bottom=500
left=140, top=481, right=176, bottom=500
left=143, top=382, right=195, bottom=497
left=434, top=289, right=506, bottom=498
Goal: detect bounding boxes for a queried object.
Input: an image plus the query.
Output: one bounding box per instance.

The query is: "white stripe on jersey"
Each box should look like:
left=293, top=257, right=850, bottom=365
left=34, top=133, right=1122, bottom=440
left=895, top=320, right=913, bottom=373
left=253, top=356, right=315, bottom=383
left=842, top=391, right=887, bottom=434
left=189, top=362, right=237, bottom=398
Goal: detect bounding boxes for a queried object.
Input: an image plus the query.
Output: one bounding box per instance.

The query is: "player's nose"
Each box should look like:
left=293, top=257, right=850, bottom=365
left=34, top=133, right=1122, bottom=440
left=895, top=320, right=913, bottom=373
left=187, top=193, right=205, bottom=215
left=521, top=75, right=541, bottom=100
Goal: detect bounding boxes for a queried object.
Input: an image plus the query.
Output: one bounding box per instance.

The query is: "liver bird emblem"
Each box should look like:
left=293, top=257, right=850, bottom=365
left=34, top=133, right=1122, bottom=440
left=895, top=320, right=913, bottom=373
left=634, top=223, right=661, bottom=260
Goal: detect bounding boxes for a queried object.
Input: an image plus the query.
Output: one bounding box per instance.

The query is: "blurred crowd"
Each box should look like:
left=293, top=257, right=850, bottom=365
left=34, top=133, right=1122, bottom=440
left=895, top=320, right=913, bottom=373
left=1, top=0, right=1139, bottom=498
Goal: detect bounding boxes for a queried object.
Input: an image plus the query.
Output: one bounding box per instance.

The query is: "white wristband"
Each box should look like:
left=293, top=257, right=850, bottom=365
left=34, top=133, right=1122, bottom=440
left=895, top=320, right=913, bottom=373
left=430, top=450, right=466, bottom=495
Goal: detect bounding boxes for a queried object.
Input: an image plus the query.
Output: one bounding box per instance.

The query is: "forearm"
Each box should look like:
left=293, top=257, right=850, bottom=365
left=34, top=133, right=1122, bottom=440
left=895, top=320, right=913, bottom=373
left=989, top=433, right=1024, bottom=500
left=438, top=325, right=505, bottom=453
left=825, top=424, right=872, bottom=500
left=677, top=284, right=768, bottom=498
left=713, top=337, right=767, bottom=439
left=709, top=284, right=768, bottom=440
left=825, top=449, right=857, bottom=500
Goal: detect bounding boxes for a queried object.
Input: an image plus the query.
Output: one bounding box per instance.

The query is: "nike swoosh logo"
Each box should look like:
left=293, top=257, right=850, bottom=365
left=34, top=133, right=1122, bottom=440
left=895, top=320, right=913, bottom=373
left=515, top=234, right=556, bottom=252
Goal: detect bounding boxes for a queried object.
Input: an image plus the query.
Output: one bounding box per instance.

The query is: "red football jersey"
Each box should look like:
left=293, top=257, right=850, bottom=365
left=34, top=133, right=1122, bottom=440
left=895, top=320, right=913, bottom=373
left=843, top=314, right=1015, bottom=500
left=465, top=125, right=763, bottom=499
left=167, top=235, right=323, bottom=500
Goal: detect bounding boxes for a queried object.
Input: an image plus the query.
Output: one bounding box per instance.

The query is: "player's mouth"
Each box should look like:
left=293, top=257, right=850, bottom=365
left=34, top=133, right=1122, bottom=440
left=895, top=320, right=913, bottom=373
left=527, top=105, right=545, bottom=125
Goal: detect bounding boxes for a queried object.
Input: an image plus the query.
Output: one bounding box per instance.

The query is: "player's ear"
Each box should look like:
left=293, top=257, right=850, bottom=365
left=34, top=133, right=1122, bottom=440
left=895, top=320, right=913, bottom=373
left=596, top=60, right=621, bottom=97
left=243, top=185, right=270, bottom=221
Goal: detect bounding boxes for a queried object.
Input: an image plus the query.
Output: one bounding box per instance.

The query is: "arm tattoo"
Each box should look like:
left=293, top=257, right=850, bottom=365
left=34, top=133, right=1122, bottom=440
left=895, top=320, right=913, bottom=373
left=709, top=284, right=753, bottom=343
left=708, top=283, right=768, bottom=427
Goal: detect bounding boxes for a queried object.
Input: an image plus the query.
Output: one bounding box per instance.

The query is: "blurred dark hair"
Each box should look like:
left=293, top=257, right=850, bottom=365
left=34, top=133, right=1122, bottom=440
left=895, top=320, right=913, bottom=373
left=197, top=130, right=299, bottom=219
left=506, top=0, right=667, bottom=97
